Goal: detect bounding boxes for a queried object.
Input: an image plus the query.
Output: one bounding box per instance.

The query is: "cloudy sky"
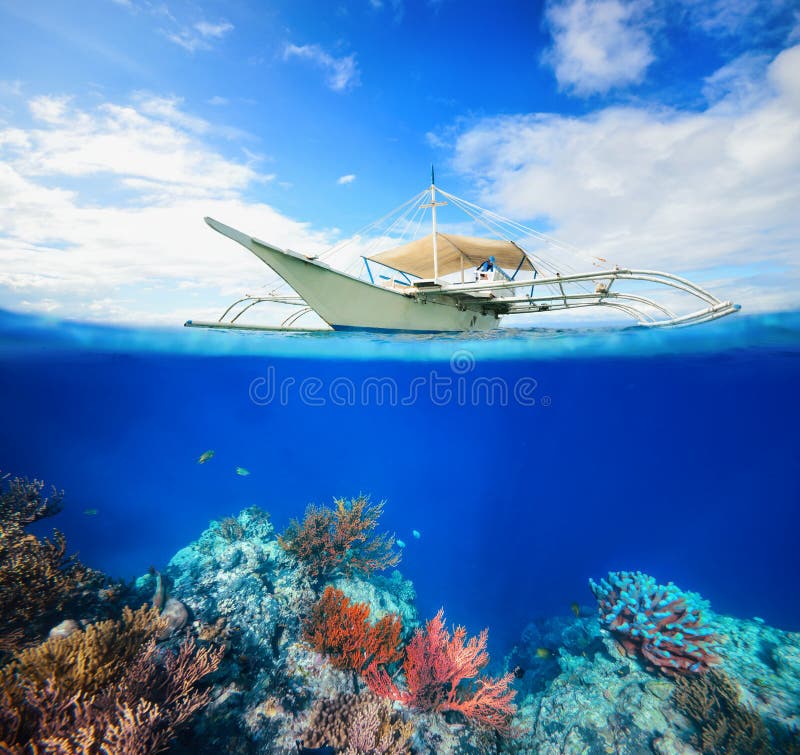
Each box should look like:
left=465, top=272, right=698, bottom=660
left=0, top=0, right=798, bottom=323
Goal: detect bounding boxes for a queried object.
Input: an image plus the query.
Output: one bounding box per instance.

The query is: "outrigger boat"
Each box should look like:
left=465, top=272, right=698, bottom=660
left=186, top=173, right=739, bottom=333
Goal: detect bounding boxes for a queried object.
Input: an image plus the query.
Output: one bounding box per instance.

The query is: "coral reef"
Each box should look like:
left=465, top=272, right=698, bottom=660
left=590, top=570, right=720, bottom=677
left=504, top=606, right=800, bottom=753
left=0, top=604, right=223, bottom=753
left=164, top=508, right=501, bottom=753
left=278, top=496, right=401, bottom=580
left=673, top=668, right=771, bottom=753
left=8, top=472, right=797, bottom=755
left=301, top=690, right=413, bottom=754
left=366, top=609, right=517, bottom=735
left=304, top=586, right=403, bottom=674
left=0, top=474, right=99, bottom=654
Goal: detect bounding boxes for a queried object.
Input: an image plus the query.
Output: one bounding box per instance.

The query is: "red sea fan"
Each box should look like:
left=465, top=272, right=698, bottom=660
left=365, top=609, right=516, bottom=735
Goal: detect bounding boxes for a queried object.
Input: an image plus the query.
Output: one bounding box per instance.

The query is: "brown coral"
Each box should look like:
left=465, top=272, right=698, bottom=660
left=279, top=496, right=400, bottom=580
left=302, top=691, right=412, bottom=754
left=217, top=516, right=245, bottom=542
left=0, top=474, right=97, bottom=653
left=673, top=668, right=771, bottom=754
left=0, top=604, right=223, bottom=753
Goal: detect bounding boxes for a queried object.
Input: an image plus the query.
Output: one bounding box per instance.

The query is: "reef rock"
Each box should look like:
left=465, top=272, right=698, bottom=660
left=157, top=597, right=189, bottom=640
left=47, top=618, right=81, bottom=640
left=505, top=610, right=800, bottom=753
left=164, top=507, right=422, bottom=753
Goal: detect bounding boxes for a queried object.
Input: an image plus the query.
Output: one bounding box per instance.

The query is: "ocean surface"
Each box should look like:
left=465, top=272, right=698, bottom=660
left=1, top=308, right=798, bottom=656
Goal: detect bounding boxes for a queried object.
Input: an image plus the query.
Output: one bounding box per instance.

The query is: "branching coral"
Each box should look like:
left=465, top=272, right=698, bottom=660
left=0, top=474, right=63, bottom=525
left=589, top=571, right=720, bottom=677
left=365, top=609, right=517, bottom=735
left=217, top=516, right=245, bottom=543
left=0, top=604, right=223, bottom=753
left=0, top=474, right=97, bottom=653
left=673, top=668, right=771, bottom=754
left=303, top=586, right=403, bottom=674
left=302, top=691, right=412, bottom=754
left=279, top=496, right=400, bottom=580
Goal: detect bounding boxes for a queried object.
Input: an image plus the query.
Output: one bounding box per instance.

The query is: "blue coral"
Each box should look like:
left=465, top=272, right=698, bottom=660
left=589, top=571, right=720, bottom=676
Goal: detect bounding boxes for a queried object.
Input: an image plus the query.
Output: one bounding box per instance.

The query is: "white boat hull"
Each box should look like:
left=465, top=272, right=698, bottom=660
left=205, top=218, right=500, bottom=332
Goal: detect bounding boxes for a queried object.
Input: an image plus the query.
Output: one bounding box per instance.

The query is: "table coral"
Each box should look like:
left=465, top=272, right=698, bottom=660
left=590, top=571, right=720, bottom=677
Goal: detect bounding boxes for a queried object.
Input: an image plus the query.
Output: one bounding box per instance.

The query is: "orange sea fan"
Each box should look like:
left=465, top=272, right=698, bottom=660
left=304, top=586, right=403, bottom=674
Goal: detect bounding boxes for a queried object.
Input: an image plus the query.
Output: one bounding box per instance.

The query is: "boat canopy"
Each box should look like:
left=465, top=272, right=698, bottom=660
left=367, top=232, right=536, bottom=278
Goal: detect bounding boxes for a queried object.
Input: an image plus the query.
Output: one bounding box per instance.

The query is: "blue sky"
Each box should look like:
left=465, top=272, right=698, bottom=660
left=0, top=0, right=798, bottom=323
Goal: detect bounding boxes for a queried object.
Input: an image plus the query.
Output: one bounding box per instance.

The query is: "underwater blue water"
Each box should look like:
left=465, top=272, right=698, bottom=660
left=1, top=308, right=798, bottom=657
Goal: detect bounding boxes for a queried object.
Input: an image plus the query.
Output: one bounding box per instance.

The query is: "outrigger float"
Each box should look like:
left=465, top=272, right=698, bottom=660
left=186, top=174, right=739, bottom=333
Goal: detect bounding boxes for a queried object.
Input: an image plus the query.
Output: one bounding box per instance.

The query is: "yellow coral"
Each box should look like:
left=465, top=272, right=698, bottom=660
left=2, top=605, right=166, bottom=699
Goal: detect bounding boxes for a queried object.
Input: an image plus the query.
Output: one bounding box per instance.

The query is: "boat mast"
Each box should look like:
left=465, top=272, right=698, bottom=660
left=425, top=165, right=447, bottom=281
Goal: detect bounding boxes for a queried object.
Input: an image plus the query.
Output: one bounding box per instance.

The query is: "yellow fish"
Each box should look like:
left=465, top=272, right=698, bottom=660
left=571, top=602, right=580, bottom=618
left=535, top=647, right=552, bottom=659
left=198, top=450, right=215, bottom=464
left=236, top=467, right=250, bottom=477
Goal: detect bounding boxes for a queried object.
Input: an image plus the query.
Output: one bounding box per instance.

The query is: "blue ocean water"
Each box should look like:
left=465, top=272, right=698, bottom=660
left=1, top=308, right=798, bottom=657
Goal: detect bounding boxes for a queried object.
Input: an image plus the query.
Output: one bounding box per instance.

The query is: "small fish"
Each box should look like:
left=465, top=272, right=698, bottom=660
left=83, top=508, right=98, bottom=516
left=396, top=539, right=406, bottom=549
left=235, top=467, right=250, bottom=476
left=753, top=616, right=765, bottom=624
left=535, top=647, right=552, bottom=659
left=197, top=450, right=215, bottom=464
left=571, top=602, right=580, bottom=618
left=412, top=529, right=421, bottom=539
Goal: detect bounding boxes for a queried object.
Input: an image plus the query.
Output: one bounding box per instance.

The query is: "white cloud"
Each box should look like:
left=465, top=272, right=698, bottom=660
left=543, top=0, right=656, bottom=95
left=337, top=174, right=356, bottom=185
left=701, top=52, right=771, bottom=105
left=165, top=19, right=234, bottom=52
left=677, top=0, right=793, bottom=36
left=0, top=80, right=23, bottom=97
left=207, top=96, right=228, bottom=106
left=451, top=45, right=800, bottom=312
left=194, top=21, right=233, bottom=39
left=0, top=95, right=336, bottom=324
left=283, top=44, right=361, bottom=92
left=369, top=0, right=405, bottom=23
left=29, top=95, right=72, bottom=124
